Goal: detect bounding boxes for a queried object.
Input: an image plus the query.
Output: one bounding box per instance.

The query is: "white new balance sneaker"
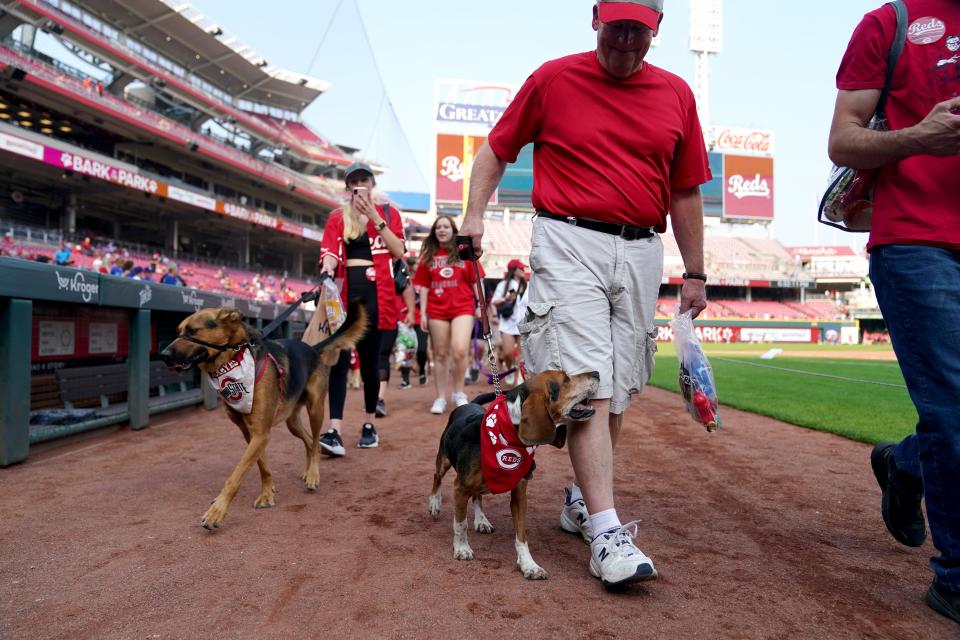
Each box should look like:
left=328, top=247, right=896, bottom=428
left=430, top=397, right=447, bottom=415
left=451, top=392, right=469, bottom=408
left=559, top=488, right=593, bottom=543
left=589, top=521, right=657, bottom=589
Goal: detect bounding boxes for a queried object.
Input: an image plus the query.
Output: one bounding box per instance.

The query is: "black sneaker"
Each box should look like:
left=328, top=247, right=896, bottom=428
left=419, top=373, right=427, bottom=385
left=399, top=380, right=411, bottom=390
left=375, top=397, right=387, bottom=418
left=927, top=580, right=960, bottom=625
left=358, top=423, right=379, bottom=448
left=319, top=429, right=345, bottom=457
left=870, top=443, right=926, bottom=547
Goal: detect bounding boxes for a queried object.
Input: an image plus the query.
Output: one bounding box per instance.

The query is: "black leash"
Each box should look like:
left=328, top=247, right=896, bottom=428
left=259, top=276, right=324, bottom=338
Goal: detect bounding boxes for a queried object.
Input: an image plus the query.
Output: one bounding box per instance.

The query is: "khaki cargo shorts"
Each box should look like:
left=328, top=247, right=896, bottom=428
left=518, top=216, right=663, bottom=414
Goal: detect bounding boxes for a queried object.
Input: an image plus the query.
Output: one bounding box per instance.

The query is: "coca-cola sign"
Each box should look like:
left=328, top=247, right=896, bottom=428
left=711, top=126, right=774, bottom=156
left=723, top=155, right=775, bottom=220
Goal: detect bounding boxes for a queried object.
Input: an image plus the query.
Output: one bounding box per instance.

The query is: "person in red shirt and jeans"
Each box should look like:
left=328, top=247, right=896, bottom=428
left=829, top=0, right=960, bottom=625
left=413, top=215, right=484, bottom=415
left=460, top=0, right=710, bottom=589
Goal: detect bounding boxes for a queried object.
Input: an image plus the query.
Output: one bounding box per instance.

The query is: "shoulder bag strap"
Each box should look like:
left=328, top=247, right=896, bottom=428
left=877, top=0, right=908, bottom=118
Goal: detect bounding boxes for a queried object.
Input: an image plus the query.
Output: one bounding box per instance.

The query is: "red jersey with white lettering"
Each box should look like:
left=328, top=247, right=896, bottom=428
left=319, top=204, right=406, bottom=330
left=412, top=248, right=483, bottom=320
left=480, top=396, right=535, bottom=494
left=837, top=1, right=960, bottom=250
left=488, top=52, right=712, bottom=231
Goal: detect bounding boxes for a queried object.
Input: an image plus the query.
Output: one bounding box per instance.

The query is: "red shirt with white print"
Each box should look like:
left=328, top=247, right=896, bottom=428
left=488, top=51, right=711, bottom=231
left=318, top=204, right=406, bottom=330
left=837, top=1, right=960, bottom=250
left=412, top=248, right=483, bottom=320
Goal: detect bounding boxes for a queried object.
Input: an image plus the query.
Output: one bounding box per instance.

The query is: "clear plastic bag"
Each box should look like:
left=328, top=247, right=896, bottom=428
left=672, top=308, right=721, bottom=432
left=395, top=323, right=418, bottom=367
left=303, top=275, right=345, bottom=348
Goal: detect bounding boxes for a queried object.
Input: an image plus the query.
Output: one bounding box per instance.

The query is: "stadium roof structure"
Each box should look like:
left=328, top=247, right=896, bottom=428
left=69, top=0, right=328, bottom=112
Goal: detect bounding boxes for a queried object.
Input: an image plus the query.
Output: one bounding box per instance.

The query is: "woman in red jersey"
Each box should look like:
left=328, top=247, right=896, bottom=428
left=318, top=162, right=405, bottom=454
left=413, top=215, right=483, bottom=414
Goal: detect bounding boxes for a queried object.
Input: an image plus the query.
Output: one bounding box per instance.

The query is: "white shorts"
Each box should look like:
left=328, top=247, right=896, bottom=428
left=518, top=216, right=663, bottom=414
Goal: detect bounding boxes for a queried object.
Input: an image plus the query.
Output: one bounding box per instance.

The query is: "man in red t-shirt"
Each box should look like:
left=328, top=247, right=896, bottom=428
left=829, top=0, right=960, bottom=625
left=460, top=0, right=711, bottom=590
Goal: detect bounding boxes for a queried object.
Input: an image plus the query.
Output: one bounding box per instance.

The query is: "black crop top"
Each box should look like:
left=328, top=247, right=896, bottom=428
left=345, top=234, right=372, bottom=260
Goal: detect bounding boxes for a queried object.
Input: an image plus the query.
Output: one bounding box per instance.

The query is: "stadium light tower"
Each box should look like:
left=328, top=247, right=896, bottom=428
left=689, top=0, right=722, bottom=133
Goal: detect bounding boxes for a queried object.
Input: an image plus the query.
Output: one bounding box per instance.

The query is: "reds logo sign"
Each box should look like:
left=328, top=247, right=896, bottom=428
left=908, top=16, right=945, bottom=45
left=496, top=448, right=523, bottom=470
left=439, top=266, right=455, bottom=279
left=219, top=377, right=249, bottom=402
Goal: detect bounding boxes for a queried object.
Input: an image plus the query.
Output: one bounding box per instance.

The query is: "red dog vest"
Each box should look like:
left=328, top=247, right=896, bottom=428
left=480, top=396, right=536, bottom=494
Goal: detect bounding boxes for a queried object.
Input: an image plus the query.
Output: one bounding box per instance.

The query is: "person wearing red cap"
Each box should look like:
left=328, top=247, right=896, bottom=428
left=491, top=259, right=528, bottom=385
left=460, top=0, right=711, bottom=589
left=830, top=0, right=960, bottom=625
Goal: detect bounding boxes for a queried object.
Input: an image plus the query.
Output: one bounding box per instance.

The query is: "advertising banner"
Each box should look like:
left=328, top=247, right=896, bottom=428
left=710, top=126, right=775, bottom=156
left=723, top=154, right=774, bottom=220
left=435, top=134, right=497, bottom=205
left=434, top=80, right=518, bottom=136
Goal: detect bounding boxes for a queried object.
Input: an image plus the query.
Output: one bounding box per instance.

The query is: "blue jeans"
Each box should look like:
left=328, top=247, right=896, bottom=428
left=870, top=245, right=960, bottom=590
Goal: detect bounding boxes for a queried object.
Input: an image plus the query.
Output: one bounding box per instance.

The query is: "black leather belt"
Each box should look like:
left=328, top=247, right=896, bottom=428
left=536, top=210, right=655, bottom=240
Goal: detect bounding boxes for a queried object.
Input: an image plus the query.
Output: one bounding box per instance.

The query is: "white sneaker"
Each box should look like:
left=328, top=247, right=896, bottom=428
left=559, top=488, right=593, bottom=543
left=589, top=521, right=657, bottom=588
left=451, top=392, right=469, bottom=408
left=430, top=397, right=447, bottom=414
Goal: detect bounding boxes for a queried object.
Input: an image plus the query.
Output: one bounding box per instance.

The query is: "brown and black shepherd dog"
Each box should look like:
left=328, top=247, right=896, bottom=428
left=160, top=301, right=367, bottom=530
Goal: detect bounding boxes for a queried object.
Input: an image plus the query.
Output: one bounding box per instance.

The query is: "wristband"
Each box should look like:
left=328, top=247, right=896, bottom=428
left=682, top=271, right=708, bottom=282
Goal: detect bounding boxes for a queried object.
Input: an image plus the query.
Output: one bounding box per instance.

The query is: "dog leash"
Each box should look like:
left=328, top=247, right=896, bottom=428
left=456, top=235, right=502, bottom=398
left=259, top=278, right=324, bottom=338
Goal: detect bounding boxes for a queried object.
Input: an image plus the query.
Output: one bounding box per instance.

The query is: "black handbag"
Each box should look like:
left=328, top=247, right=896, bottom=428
left=393, top=257, right=410, bottom=294
left=499, top=280, right=525, bottom=319
left=378, top=203, right=410, bottom=293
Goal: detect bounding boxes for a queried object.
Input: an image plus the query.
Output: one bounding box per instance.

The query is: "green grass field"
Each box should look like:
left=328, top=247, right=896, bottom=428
left=647, top=342, right=917, bottom=444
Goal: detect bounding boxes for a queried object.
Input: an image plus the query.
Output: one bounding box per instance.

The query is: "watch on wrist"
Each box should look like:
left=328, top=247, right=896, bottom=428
left=375, top=220, right=387, bottom=231
left=682, top=271, right=708, bottom=282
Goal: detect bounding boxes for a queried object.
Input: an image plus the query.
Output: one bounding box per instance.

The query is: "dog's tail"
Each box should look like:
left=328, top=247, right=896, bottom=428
left=311, top=299, right=369, bottom=355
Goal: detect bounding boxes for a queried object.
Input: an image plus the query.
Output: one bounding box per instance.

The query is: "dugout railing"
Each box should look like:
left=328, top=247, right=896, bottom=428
left=0, top=256, right=309, bottom=467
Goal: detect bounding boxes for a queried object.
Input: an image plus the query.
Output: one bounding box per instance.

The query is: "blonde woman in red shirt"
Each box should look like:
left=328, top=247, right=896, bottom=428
left=413, top=215, right=484, bottom=414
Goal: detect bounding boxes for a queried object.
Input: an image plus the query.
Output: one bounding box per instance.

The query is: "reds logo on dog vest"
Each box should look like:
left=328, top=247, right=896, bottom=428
left=480, top=396, right=535, bottom=494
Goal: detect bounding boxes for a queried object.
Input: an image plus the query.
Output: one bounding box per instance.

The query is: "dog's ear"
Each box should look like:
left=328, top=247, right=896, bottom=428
left=216, top=308, right=242, bottom=325
left=518, top=383, right=557, bottom=446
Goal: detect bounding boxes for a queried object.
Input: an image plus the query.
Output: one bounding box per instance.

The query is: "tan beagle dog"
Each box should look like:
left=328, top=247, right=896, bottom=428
left=429, top=370, right=600, bottom=579
left=160, top=301, right=367, bottom=530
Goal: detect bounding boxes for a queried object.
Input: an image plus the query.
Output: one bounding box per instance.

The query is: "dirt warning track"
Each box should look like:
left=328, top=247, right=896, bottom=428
left=0, top=382, right=952, bottom=639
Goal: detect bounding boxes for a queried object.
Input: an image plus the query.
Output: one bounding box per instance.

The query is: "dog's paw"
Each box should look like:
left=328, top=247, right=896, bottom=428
left=453, top=543, right=473, bottom=560
left=520, top=563, right=548, bottom=580
left=253, top=494, right=275, bottom=509
left=428, top=494, right=441, bottom=518
left=474, top=518, right=495, bottom=534
left=303, top=470, right=320, bottom=492
left=453, top=544, right=475, bottom=561
left=201, top=502, right=227, bottom=530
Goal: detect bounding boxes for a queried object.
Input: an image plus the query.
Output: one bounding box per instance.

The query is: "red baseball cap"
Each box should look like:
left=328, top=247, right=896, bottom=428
left=507, top=259, right=527, bottom=271
left=597, top=0, right=663, bottom=31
